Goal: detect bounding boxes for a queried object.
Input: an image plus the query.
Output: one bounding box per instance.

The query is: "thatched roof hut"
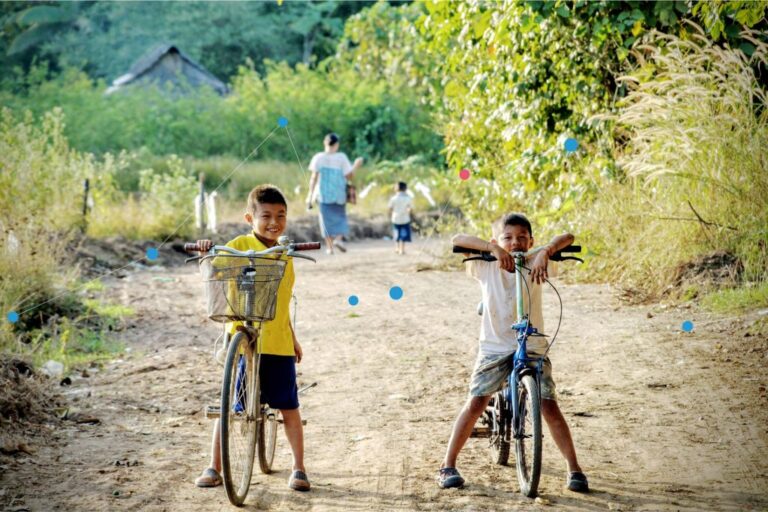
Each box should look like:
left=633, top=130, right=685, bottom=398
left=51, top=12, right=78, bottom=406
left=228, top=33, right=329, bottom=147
left=106, top=44, right=228, bottom=95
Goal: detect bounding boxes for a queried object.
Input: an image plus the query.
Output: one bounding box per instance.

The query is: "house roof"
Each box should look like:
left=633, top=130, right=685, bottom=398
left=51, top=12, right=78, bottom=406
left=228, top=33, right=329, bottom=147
left=107, top=44, right=228, bottom=95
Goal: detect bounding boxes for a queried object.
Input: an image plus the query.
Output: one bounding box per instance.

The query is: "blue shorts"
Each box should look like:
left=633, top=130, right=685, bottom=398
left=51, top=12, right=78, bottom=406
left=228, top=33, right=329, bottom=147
left=393, top=222, right=412, bottom=242
left=259, top=354, right=299, bottom=410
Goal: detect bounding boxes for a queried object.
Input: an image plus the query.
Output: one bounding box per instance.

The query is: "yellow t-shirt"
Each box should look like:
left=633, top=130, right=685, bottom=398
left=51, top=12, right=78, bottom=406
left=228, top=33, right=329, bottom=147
left=225, top=233, right=295, bottom=356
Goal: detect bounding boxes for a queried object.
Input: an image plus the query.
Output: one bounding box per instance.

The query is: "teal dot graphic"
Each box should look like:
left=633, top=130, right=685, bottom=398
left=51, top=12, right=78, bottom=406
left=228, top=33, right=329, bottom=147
left=682, top=320, right=694, bottom=332
left=278, top=117, right=288, bottom=128
left=389, top=286, right=404, bottom=301
left=348, top=295, right=359, bottom=306
left=564, top=138, right=579, bottom=152
left=7, top=311, right=19, bottom=323
left=146, top=248, right=159, bottom=261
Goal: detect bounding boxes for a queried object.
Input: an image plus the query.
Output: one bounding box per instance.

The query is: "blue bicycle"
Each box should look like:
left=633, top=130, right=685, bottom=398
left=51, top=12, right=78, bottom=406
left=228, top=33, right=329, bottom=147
left=454, top=243, right=582, bottom=497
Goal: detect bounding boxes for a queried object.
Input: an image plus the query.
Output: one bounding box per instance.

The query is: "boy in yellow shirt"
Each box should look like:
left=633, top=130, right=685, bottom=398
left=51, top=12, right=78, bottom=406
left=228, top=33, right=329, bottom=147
left=194, top=184, right=310, bottom=492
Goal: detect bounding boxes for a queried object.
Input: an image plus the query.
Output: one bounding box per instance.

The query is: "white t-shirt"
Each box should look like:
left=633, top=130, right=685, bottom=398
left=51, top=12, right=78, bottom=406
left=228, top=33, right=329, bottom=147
left=388, top=192, right=413, bottom=224
left=309, top=152, right=353, bottom=205
left=466, top=259, right=556, bottom=357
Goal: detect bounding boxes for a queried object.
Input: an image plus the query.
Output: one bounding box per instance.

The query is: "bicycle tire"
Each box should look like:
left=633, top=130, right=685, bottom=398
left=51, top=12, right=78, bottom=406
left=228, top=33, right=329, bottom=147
left=489, top=390, right=510, bottom=465
left=220, top=332, right=259, bottom=506
left=257, top=408, right=280, bottom=473
left=515, top=374, right=542, bottom=497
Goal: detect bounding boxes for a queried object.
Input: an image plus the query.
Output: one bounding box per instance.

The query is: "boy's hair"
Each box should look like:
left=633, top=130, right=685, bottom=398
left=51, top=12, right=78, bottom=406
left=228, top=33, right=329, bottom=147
left=324, top=132, right=340, bottom=145
left=397, top=181, right=407, bottom=191
left=246, top=184, right=287, bottom=215
left=492, top=213, right=533, bottom=237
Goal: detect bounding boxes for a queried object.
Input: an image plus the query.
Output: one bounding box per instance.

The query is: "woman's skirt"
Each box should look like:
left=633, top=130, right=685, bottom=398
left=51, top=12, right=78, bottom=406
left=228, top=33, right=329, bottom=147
left=318, top=202, right=349, bottom=237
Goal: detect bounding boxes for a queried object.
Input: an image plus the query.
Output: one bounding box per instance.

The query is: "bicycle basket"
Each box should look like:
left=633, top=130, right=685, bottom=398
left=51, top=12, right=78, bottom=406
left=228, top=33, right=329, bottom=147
left=199, top=254, right=287, bottom=323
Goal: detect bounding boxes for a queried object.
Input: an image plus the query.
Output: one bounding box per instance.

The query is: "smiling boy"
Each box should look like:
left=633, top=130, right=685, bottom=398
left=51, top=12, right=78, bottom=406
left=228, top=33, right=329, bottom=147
left=194, top=184, right=310, bottom=492
left=438, top=213, right=588, bottom=493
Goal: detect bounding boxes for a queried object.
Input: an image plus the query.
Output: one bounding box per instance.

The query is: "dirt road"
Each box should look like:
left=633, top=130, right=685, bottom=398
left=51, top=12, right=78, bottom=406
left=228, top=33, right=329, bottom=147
left=4, top=239, right=768, bottom=511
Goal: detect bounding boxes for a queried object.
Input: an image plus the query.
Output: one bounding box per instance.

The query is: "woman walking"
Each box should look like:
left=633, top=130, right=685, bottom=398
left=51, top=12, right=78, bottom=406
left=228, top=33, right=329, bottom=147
left=306, top=133, right=363, bottom=254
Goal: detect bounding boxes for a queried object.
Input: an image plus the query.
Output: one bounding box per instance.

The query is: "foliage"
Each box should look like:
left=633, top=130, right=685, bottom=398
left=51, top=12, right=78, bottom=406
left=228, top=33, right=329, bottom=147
left=0, top=59, right=442, bottom=164
left=0, top=107, right=127, bottom=358
left=579, top=26, right=768, bottom=298
left=701, top=282, right=768, bottom=314
left=2, top=1, right=375, bottom=81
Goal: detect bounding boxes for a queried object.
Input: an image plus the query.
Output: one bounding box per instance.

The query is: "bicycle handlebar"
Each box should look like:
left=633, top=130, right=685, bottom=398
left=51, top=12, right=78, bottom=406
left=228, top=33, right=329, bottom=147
left=452, top=244, right=583, bottom=263
left=184, top=241, right=321, bottom=255
left=183, top=240, right=321, bottom=264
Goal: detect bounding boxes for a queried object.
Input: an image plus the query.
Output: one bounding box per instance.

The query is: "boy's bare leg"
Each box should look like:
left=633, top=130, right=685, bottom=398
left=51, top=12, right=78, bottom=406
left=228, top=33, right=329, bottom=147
left=324, top=235, right=334, bottom=254
left=281, top=409, right=305, bottom=471
left=210, top=419, right=222, bottom=471
left=195, top=420, right=222, bottom=487
left=541, top=399, right=582, bottom=473
left=441, top=395, right=492, bottom=468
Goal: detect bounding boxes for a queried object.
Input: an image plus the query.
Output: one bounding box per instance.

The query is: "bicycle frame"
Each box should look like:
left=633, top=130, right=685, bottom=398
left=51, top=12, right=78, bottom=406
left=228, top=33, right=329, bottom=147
left=506, top=250, right=545, bottom=440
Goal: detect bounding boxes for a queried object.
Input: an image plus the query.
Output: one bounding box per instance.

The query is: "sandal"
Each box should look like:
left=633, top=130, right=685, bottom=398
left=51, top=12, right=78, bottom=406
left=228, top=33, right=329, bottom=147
left=288, top=469, right=311, bottom=492
left=195, top=467, right=222, bottom=488
left=567, top=471, right=589, bottom=493
left=333, top=240, right=347, bottom=253
left=437, top=467, right=465, bottom=489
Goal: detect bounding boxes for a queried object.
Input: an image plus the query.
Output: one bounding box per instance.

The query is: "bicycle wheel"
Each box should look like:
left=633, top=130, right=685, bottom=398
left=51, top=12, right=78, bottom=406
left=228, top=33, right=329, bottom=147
left=515, top=374, right=542, bottom=497
left=220, top=331, right=260, bottom=506
left=488, top=390, right=510, bottom=465
left=257, top=407, right=280, bottom=473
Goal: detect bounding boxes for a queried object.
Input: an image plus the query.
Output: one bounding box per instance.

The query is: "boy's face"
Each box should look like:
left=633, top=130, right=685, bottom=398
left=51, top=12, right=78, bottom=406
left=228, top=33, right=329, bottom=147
left=494, top=224, right=533, bottom=253
left=245, top=202, right=287, bottom=243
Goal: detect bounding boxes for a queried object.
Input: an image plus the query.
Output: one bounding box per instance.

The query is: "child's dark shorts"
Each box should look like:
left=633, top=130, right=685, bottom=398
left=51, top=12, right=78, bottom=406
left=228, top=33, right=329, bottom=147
left=260, top=354, right=299, bottom=410
left=393, top=222, right=412, bottom=242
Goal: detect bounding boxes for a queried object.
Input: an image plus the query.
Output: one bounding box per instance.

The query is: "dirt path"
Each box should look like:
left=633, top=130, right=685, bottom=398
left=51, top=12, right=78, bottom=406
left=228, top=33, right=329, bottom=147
left=3, top=239, right=767, bottom=511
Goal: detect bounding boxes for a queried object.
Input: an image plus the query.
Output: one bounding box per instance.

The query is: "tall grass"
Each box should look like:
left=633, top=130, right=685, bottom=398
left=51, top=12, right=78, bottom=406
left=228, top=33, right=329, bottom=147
left=580, top=24, right=768, bottom=300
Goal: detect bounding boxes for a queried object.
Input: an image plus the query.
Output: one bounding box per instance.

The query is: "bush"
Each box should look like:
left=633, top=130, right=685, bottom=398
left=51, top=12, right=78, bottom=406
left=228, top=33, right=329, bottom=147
left=578, top=25, right=768, bottom=298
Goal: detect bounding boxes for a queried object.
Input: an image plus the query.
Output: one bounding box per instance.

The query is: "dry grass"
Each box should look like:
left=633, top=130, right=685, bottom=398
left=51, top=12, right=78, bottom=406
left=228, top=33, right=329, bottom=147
left=580, top=24, right=768, bottom=300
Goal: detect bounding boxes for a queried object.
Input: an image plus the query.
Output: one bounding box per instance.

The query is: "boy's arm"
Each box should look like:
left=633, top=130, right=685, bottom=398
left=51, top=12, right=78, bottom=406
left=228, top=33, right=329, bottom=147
left=289, top=322, right=302, bottom=364
left=530, top=232, right=575, bottom=284
left=451, top=234, right=514, bottom=272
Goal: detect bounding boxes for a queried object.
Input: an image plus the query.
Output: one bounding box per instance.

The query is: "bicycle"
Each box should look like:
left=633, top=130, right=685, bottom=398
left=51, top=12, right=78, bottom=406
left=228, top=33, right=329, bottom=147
left=185, top=236, right=319, bottom=506
left=453, top=243, right=582, bottom=497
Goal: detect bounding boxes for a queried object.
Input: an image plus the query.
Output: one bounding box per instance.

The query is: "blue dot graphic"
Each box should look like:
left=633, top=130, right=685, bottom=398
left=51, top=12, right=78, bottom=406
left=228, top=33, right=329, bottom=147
left=7, top=311, right=19, bottom=323
left=389, top=286, right=404, bottom=301
left=278, top=117, right=288, bottom=128
left=146, top=248, right=159, bottom=261
left=564, top=138, right=579, bottom=153
left=682, top=320, right=694, bottom=332
left=348, top=295, right=359, bottom=306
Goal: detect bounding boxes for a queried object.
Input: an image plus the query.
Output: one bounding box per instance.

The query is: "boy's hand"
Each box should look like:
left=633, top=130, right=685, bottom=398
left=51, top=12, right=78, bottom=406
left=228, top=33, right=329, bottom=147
left=293, top=340, right=303, bottom=364
left=530, top=249, right=550, bottom=284
left=490, top=243, right=515, bottom=272
left=196, top=239, right=213, bottom=252
left=354, top=157, right=364, bottom=167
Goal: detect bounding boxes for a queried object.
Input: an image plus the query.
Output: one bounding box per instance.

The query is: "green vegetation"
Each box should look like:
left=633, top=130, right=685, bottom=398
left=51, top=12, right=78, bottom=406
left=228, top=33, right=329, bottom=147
left=702, top=283, right=768, bottom=314
left=2, top=0, right=768, bottom=370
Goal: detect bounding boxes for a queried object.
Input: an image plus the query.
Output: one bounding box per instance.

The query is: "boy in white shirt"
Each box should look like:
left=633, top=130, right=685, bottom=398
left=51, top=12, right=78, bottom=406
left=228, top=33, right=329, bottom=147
left=438, top=213, right=588, bottom=493
left=387, top=181, right=413, bottom=255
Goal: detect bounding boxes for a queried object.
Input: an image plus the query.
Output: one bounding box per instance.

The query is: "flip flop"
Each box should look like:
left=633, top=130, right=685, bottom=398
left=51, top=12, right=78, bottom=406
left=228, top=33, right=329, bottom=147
left=195, top=467, right=222, bottom=488
left=333, top=240, right=347, bottom=253
left=288, top=470, right=311, bottom=492
left=567, top=471, right=589, bottom=493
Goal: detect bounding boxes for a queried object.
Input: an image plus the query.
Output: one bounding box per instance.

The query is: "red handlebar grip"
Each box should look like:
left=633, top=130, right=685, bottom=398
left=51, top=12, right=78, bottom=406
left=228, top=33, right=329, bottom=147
left=184, top=242, right=202, bottom=253
left=293, top=242, right=321, bottom=251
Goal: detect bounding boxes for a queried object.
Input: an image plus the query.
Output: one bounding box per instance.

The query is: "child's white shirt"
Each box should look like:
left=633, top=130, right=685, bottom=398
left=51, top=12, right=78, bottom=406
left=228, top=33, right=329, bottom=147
left=466, top=259, right=557, bottom=357
left=388, top=192, right=413, bottom=224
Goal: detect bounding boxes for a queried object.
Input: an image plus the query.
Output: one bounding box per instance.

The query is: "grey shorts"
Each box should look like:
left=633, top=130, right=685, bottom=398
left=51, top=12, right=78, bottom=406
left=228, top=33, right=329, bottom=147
left=469, top=352, right=557, bottom=401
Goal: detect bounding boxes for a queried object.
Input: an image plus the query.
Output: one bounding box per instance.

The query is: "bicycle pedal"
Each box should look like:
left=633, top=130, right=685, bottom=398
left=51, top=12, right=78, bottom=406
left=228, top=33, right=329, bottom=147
left=471, top=426, right=491, bottom=438
left=205, top=405, right=221, bottom=419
